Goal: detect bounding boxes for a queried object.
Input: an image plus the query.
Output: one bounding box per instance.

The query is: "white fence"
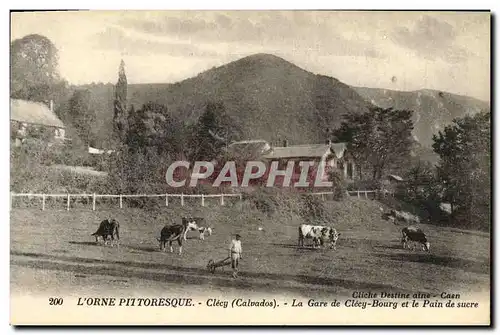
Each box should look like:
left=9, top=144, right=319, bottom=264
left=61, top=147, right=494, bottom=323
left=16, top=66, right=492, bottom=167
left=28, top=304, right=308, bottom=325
left=309, top=190, right=394, bottom=200
left=10, top=192, right=243, bottom=211
left=10, top=189, right=391, bottom=211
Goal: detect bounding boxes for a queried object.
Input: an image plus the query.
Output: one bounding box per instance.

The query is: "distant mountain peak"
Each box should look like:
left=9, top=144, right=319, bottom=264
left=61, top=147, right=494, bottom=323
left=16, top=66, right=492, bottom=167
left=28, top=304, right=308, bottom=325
left=353, top=86, right=490, bottom=147
left=222, top=53, right=304, bottom=73
left=240, top=53, right=290, bottom=62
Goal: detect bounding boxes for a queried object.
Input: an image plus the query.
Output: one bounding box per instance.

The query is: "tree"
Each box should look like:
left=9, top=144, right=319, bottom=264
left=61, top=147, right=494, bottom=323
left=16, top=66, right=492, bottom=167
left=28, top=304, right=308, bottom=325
left=113, top=59, right=128, bottom=143
left=126, top=102, right=183, bottom=155
left=68, top=89, right=96, bottom=146
left=432, top=112, right=490, bottom=229
left=10, top=34, right=64, bottom=103
left=189, top=101, right=242, bottom=161
left=404, top=160, right=437, bottom=202
left=334, top=107, right=414, bottom=180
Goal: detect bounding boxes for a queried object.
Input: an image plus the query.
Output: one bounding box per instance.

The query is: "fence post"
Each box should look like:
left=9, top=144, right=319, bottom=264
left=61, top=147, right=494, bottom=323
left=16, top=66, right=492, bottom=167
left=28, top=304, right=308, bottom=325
left=221, top=194, right=225, bottom=206
left=357, top=191, right=360, bottom=198
left=181, top=193, right=184, bottom=207
left=321, top=194, right=325, bottom=201
left=165, top=194, right=169, bottom=207
left=67, top=194, right=70, bottom=211
left=201, top=194, right=205, bottom=207
left=92, top=193, right=96, bottom=211
left=365, top=191, right=368, bottom=199
left=42, top=194, right=46, bottom=211
left=239, top=194, right=242, bottom=201
left=119, top=195, right=123, bottom=209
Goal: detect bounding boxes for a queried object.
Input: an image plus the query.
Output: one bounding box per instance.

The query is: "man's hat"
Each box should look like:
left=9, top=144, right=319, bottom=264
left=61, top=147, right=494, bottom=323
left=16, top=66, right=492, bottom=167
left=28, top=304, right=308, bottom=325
left=235, top=234, right=241, bottom=238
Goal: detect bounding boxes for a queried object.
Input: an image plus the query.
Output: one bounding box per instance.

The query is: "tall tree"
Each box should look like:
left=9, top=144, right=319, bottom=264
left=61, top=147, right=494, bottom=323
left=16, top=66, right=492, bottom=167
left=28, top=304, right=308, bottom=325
left=10, top=34, right=64, bottom=103
left=126, top=102, right=183, bottom=155
left=68, top=89, right=96, bottom=146
left=113, top=59, right=128, bottom=143
left=432, top=112, right=490, bottom=229
left=334, top=107, right=414, bottom=180
left=189, top=101, right=242, bottom=161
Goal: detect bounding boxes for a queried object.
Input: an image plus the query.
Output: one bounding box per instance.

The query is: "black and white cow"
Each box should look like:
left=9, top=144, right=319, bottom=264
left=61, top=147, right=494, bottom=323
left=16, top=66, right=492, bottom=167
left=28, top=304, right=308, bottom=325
left=197, top=226, right=213, bottom=240
left=157, top=224, right=186, bottom=255
left=182, top=217, right=205, bottom=240
left=401, top=226, right=430, bottom=252
left=298, top=224, right=341, bottom=250
left=91, top=219, right=120, bottom=246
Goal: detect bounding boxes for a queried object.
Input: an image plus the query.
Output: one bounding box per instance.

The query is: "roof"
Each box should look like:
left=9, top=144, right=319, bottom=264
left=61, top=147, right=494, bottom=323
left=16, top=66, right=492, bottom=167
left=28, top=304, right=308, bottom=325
left=88, top=146, right=115, bottom=155
left=262, top=142, right=347, bottom=160
left=10, top=99, right=65, bottom=128
left=225, top=140, right=272, bottom=159
left=387, top=174, right=404, bottom=181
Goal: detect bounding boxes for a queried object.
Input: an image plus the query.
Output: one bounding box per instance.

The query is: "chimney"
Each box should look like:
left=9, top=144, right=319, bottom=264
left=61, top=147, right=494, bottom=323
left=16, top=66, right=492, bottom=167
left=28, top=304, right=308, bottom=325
left=283, top=139, right=288, bottom=147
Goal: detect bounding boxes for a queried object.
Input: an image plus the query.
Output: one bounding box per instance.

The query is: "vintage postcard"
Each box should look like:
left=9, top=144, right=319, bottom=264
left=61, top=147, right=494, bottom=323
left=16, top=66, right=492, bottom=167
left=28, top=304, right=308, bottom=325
left=9, top=10, right=491, bottom=325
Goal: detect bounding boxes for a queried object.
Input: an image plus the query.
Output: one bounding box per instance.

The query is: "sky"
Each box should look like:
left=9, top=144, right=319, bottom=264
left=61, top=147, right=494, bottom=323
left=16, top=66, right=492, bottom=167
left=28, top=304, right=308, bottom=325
left=10, top=10, right=491, bottom=102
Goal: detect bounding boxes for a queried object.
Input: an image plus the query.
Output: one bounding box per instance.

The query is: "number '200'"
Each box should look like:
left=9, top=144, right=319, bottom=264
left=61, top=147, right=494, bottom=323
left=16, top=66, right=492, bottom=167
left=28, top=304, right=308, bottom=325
left=49, top=298, right=63, bottom=305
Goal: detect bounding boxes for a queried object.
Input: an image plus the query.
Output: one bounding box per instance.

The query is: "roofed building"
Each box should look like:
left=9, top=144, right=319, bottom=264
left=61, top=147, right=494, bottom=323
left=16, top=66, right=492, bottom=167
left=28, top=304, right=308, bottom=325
left=10, top=98, right=66, bottom=146
left=224, top=139, right=272, bottom=160
left=224, top=139, right=357, bottom=182
left=261, top=141, right=356, bottom=180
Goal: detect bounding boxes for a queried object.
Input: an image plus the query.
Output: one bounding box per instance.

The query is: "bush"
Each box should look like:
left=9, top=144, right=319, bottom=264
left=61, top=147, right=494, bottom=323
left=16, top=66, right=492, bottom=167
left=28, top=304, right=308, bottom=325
left=299, top=194, right=326, bottom=221
left=242, top=188, right=280, bottom=216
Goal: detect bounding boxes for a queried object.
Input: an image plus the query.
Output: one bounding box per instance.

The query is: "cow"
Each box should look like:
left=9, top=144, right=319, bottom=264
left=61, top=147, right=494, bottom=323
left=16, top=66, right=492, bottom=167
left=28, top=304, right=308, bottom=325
left=182, top=217, right=204, bottom=240
left=298, top=224, right=341, bottom=250
left=157, top=224, right=186, bottom=255
left=91, top=219, right=120, bottom=246
left=197, top=226, right=213, bottom=240
left=401, top=226, right=430, bottom=252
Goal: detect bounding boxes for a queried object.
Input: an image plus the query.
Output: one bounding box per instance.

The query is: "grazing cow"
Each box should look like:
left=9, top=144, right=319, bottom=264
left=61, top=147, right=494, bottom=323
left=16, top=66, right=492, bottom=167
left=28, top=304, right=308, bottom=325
left=298, top=224, right=341, bottom=249
left=197, top=226, right=213, bottom=240
left=157, top=224, right=186, bottom=255
left=91, top=219, right=120, bottom=246
left=182, top=217, right=204, bottom=240
left=401, top=226, right=430, bottom=252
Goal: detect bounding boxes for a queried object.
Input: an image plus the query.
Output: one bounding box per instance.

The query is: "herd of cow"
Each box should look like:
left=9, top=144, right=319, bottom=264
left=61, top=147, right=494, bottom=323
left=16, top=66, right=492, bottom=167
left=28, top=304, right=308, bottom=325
left=295, top=207, right=430, bottom=252
left=91, top=217, right=213, bottom=255
left=90, top=205, right=431, bottom=259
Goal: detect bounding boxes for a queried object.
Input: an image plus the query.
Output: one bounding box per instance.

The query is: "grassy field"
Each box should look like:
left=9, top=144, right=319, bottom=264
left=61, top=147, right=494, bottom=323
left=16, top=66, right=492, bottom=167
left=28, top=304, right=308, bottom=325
left=10, top=197, right=490, bottom=300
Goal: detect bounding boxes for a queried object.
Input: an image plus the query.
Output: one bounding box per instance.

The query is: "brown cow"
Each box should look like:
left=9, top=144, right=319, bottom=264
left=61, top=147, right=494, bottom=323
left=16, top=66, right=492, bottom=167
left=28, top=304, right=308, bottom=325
left=91, top=219, right=120, bottom=246
left=157, top=224, right=186, bottom=255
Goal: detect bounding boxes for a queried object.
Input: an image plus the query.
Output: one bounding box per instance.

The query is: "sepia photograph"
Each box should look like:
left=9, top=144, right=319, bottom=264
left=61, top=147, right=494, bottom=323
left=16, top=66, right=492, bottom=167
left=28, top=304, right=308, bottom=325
left=9, top=9, right=491, bottom=325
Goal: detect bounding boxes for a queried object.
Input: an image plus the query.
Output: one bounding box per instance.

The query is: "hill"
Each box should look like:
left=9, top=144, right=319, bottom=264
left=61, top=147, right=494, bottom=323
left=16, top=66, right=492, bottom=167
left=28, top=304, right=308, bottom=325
left=76, top=53, right=490, bottom=151
left=353, top=87, right=490, bottom=147
left=80, top=53, right=372, bottom=147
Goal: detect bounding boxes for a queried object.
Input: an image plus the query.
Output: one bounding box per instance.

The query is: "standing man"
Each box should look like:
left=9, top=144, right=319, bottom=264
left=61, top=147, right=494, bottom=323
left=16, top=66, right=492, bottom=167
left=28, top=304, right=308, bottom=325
left=229, top=234, right=242, bottom=278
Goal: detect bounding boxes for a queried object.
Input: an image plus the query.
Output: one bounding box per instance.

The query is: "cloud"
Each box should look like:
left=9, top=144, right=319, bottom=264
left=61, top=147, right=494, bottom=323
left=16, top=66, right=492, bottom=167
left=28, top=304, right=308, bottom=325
left=391, top=15, right=470, bottom=63
left=92, top=26, right=221, bottom=58
left=118, top=12, right=386, bottom=59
